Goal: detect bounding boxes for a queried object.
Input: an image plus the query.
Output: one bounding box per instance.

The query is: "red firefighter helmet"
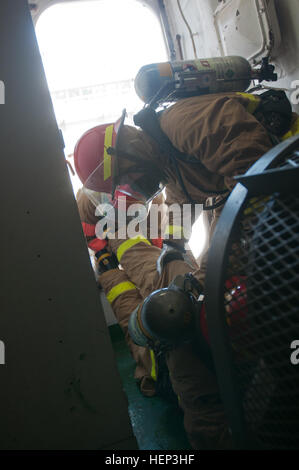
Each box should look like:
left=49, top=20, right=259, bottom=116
left=74, top=110, right=146, bottom=214
left=74, top=111, right=123, bottom=202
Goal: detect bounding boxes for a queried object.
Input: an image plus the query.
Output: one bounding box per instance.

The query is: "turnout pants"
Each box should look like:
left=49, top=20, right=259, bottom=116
left=100, top=268, right=156, bottom=397
left=100, top=235, right=232, bottom=450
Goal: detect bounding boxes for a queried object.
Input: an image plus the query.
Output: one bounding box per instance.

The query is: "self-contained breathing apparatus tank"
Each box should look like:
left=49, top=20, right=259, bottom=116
left=132, top=56, right=282, bottom=210
left=134, top=56, right=277, bottom=106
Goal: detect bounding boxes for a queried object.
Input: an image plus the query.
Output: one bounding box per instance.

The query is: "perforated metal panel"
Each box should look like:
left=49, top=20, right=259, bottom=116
left=224, top=193, right=299, bottom=449
left=206, top=136, right=299, bottom=449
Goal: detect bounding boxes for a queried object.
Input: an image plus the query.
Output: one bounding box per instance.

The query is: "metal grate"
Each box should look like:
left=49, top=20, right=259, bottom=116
left=277, top=150, right=299, bottom=167
left=223, top=193, right=299, bottom=449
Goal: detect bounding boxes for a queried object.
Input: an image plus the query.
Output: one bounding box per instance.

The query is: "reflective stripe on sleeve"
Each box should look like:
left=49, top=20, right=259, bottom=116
left=164, top=224, right=184, bottom=238
left=116, top=236, right=151, bottom=263
left=236, top=92, right=260, bottom=114
left=106, top=281, right=137, bottom=304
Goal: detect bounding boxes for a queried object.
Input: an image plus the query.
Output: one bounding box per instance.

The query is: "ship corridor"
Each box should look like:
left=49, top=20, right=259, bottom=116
left=0, top=0, right=298, bottom=452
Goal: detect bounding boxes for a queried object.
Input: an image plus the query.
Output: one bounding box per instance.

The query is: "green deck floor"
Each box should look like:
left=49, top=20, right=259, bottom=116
left=109, top=324, right=191, bottom=450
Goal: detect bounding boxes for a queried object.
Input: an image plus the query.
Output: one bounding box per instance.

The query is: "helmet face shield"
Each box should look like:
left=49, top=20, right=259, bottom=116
left=82, top=161, right=150, bottom=226
left=114, top=158, right=165, bottom=204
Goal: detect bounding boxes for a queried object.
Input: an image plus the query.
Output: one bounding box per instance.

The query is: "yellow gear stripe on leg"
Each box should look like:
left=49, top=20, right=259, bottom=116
left=150, top=349, right=157, bottom=381
left=117, top=236, right=151, bottom=263
left=106, top=281, right=136, bottom=304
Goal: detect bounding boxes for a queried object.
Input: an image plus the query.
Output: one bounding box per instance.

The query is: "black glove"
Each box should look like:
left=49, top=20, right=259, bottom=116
left=95, top=248, right=119, bottom=275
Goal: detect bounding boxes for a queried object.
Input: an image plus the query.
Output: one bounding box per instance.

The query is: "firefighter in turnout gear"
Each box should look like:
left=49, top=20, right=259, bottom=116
left=74, top=85, right=299, bottom=449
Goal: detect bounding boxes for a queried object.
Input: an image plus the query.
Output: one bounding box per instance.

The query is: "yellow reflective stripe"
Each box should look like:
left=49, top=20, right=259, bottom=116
left=282, top=130, right=292, bottom=141
left=282, top=116, right=299, bottom=141
left=291, top=116, right=299, bottom=135
left=106, top=281, right=136, bottom=304
left=244, top=196, right=270, bottom=216
left=236, top=92, right=260, bottom=114
left=150, top=349, right=157, bottom=381
left=164, top=224, right=183, bottom=237
left=103, top=124, right=114, bottom=181
left=117, top=236, right=151, bottom=263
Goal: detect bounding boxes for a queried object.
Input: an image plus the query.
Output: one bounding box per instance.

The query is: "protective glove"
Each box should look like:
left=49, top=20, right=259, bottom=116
left=95, top=247, right=119, bottom=275
left=156, top=241, right=193, bottom=276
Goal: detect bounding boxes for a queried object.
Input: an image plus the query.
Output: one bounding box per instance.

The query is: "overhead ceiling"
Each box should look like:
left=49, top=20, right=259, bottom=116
left=28, top=0, right=159, bottom=24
